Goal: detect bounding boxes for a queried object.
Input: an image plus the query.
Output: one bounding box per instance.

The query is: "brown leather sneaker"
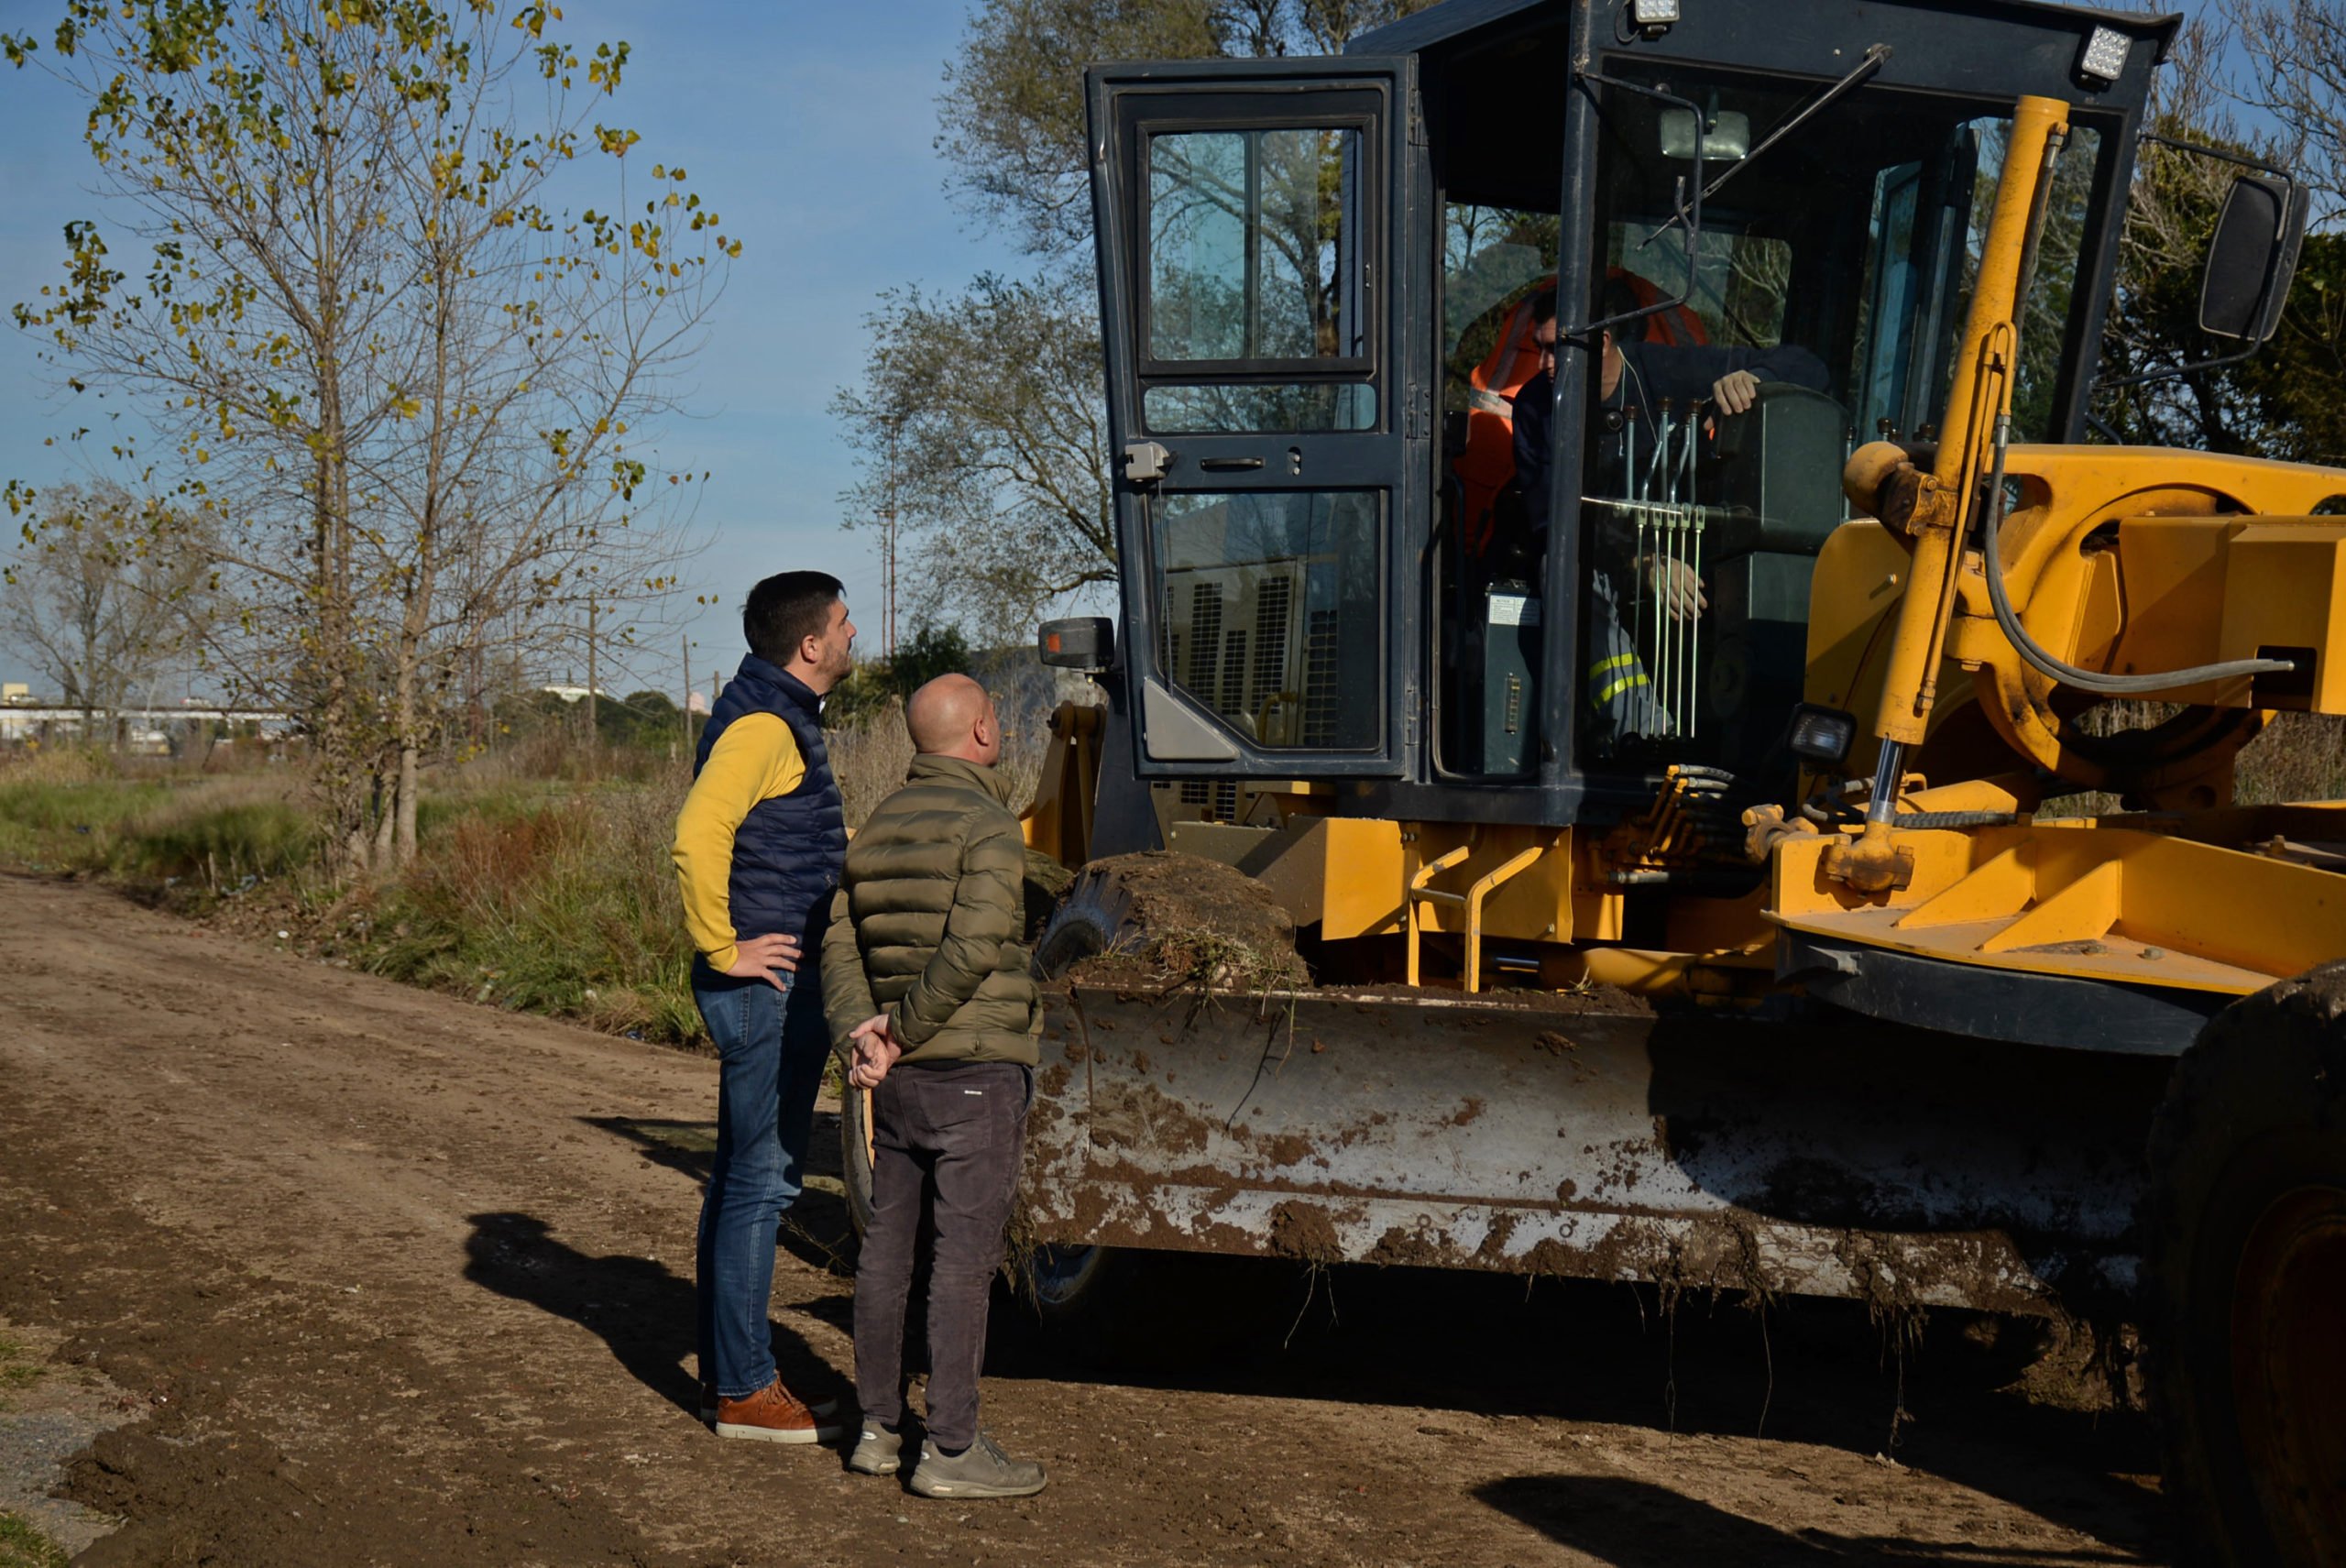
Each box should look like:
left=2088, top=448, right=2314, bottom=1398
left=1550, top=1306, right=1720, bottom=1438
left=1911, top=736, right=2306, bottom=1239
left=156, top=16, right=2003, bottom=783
left=713, top=1376, right=843, bottom=1444
left=702, top=1380, right=838, bottom=1423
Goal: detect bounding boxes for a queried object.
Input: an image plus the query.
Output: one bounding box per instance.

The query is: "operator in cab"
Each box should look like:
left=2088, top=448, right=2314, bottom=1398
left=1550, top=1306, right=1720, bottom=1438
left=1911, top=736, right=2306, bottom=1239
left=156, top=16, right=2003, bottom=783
left=1509, top=283, right=1828, bottom=747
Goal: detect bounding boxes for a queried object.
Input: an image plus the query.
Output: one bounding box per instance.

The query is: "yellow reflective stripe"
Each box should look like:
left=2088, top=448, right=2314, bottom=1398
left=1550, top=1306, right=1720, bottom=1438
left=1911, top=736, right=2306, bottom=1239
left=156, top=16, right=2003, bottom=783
left=1589, top=652, right=1638, bottom=678
left=1593, top=671, right=1650, bottom=707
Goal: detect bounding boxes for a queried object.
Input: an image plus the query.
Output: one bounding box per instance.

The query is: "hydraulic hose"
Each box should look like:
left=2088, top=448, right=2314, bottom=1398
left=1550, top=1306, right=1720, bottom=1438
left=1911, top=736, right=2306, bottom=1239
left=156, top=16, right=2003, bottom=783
left=1979, top=413, right=2294, bottom=696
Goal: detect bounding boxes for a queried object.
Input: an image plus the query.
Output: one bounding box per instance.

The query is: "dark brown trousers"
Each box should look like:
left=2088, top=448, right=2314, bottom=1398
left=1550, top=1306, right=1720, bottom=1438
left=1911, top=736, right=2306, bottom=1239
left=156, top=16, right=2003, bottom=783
left=853, top=1058, right=1031, bottom=1451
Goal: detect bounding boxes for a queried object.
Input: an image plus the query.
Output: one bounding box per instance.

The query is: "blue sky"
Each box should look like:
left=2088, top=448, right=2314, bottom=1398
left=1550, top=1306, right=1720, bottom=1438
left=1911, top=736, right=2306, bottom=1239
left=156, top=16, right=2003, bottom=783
left=0, top=0, right=1030, bottom=698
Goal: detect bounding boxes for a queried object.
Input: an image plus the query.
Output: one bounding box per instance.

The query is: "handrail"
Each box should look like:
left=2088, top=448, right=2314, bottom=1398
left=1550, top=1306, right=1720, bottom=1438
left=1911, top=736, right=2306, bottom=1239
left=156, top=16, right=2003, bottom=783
left=1404, top=840, right=1474, bottom=987
left=1463, top=844, right=1549, bottom=994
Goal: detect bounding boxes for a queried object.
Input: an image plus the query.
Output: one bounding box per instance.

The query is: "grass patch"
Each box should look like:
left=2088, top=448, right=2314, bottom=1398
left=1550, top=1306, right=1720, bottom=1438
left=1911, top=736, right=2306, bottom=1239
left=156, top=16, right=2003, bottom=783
left=0, top=773, right=170, bottom=874
left=0, top=1513, right=69, bottom=1568
left=0, top=696, right=1066, bottom=1057
left=357, top=782, right=705, bottom=1046
left=0, top=1334, right=39, bottom=1397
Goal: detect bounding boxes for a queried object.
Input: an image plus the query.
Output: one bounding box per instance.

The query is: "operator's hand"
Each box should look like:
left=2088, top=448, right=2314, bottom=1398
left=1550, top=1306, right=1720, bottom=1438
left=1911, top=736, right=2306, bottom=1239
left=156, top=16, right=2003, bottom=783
left=1711, top=369, right=1761, bottom=415
left=1644, top=554, right=1709, bottom=621
left=722, top=931, right=801, bottom=991
left=846, top=1014, right=902, bottom=1090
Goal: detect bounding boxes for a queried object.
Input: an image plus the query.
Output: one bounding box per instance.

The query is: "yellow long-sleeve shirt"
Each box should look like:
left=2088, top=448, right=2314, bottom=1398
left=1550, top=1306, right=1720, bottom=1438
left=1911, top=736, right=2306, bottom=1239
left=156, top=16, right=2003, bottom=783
left=671, top=713, right=806, bottom=972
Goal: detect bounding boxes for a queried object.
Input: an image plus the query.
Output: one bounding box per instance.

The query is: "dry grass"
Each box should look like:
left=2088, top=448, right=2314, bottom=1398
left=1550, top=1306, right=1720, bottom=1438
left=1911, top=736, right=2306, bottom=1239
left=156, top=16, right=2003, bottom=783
left=827, top=697, right=1053, bottom=830
left=0, top=676, right=1085, bottom=1054
left=2236, top=712, right=2346, bottom=804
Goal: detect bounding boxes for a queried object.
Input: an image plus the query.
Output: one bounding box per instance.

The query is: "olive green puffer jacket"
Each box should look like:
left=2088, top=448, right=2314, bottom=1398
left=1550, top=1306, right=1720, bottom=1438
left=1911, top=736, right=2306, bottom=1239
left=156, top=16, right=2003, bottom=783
left=821, top=753, right=1041, bottom=1067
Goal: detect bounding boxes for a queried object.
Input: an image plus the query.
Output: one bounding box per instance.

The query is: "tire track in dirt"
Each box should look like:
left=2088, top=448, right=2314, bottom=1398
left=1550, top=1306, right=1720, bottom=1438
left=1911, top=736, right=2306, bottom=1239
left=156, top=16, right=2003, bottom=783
left=0, top=872, right=2167, bottom=1565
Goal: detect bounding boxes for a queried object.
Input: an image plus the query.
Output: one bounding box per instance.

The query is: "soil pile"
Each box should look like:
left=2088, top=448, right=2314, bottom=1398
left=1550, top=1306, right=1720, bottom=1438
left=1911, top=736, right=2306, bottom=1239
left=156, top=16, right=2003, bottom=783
left=1057, top=850, right=1307, bottom=992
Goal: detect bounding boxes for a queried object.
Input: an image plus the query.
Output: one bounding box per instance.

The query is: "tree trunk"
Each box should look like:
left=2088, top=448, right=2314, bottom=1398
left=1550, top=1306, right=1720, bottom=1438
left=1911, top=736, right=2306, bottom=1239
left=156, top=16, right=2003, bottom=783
left=371, top=765, right=398, bottom=868
left=396, top=740, right=420, bottom=866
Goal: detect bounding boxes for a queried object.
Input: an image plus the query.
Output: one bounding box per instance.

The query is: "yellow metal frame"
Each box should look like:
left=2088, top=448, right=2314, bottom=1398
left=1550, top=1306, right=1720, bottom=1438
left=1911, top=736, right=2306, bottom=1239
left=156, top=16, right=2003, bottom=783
left=1771, top=818, right=2346, bottom=995
left=1019, top=701, right=1103, bottom=866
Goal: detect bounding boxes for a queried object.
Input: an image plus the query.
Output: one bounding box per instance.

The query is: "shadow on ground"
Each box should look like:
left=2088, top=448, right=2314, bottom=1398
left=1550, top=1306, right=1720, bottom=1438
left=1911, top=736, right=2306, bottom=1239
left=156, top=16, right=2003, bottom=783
left=981, top=1252, right=2165, bottom=1561
left=585, top=1111, right=859, bottom=1279
left=461, top=1211, right=853, bottom=1419
left=1476, top=1474, right=2152, bottom=1567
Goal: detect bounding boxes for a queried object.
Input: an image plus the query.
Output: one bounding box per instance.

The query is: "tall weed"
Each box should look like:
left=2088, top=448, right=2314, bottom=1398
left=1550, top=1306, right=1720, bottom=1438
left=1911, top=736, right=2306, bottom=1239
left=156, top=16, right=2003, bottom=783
left=0, top=679, right=1083, bottom=1055
left=365, top=780, right=704, bottom=1045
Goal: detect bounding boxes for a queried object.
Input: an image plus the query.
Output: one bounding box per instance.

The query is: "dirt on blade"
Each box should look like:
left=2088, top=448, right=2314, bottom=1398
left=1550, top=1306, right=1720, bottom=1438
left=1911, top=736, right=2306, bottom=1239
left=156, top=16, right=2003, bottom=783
left=0, top=872, right=2169, bottom=1566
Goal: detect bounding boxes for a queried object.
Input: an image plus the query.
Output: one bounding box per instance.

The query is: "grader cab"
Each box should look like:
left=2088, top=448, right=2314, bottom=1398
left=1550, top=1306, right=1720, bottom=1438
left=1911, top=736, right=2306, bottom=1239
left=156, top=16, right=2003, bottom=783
left=857, top=0, right=2346, bottom=1560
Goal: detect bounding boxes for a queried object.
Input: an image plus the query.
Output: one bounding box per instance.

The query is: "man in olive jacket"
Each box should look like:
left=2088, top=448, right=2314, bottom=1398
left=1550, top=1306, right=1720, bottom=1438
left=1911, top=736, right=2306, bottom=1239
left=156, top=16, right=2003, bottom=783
left=823, top=673, right=1046, bottom=1500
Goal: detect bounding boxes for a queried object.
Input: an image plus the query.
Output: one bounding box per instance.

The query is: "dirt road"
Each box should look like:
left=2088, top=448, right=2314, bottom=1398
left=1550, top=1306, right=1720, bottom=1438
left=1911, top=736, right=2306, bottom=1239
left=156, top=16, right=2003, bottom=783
left=0, top=872, right=2170, bottom=1566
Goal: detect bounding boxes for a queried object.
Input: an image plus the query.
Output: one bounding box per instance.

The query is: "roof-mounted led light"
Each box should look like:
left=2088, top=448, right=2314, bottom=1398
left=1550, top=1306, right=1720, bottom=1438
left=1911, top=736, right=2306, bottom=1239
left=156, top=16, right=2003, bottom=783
left=2077, top=25, right=2130, bottom=86
left=1628, top=0, right=1679, bottom=37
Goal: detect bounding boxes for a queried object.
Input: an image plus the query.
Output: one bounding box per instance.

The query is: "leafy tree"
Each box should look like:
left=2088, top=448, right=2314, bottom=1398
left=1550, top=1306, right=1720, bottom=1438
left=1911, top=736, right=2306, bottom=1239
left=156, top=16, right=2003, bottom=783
left=6, top=2, right=733, bottom=874
left=2093, top=13, right=2346, bottom=465
left=886, top=622, right=975, bottom=698
left=832, top=274, right=1113, bottom=647
left=0, top=482, right=214, bottom=730
left=836, top=0, right=1439, bottom=643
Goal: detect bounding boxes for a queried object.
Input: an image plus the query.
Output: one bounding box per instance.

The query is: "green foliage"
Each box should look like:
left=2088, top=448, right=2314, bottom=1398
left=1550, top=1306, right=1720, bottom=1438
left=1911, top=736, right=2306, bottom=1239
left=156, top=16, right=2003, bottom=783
left=835, top=0, right=1444, bottom=642
left=360, top=785, right=704, bottom=1045
left=7, top=0, right=734, bottom=878
left=832, top=272, right=1118, bottom=645
left=0, top=1512, right=71, bottom=1568
left=0, top=1333, right=41, bottom=1396
left=886, top=623, right=975, bottom=695
left=0, top=769, right=170, bottom=872
left=0, top=766, right=313, bottom=885
left=822, top=623, right=979, bottom=728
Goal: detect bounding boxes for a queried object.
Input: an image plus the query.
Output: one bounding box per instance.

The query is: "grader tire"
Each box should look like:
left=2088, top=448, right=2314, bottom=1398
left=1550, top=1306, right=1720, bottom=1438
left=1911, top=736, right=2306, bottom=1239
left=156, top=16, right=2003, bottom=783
left=2146, top=962, right=2346, bottom=1567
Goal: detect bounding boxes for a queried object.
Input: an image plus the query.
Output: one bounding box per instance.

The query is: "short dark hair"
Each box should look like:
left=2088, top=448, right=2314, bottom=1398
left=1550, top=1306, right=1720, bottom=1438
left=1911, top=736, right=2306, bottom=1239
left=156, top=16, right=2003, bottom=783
left=1601, top=274, right=1644, bottom=322
left=743, top=571, right=844, bottom=665
left=1529, top=286, right=1558, bottom=326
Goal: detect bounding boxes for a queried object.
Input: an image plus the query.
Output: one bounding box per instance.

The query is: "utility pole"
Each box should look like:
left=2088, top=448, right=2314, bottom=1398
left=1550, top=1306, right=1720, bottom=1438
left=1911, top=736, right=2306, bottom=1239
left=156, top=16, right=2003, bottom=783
left=584, top=598, right=599, bottom=778
left=882, top=416, right=901, bottom=661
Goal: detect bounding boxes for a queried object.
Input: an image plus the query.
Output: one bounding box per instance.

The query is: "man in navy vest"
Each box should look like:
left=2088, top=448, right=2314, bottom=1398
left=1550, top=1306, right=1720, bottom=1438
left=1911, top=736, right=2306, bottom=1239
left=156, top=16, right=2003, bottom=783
left=672, top=571, right=855, bottom=1442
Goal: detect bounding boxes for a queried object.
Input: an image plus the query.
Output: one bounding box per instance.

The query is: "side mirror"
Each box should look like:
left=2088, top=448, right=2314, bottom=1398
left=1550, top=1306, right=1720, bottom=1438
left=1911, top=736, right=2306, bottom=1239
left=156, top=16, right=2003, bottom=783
left=2200, top=173, right=2308, bottom=344
left=1038, top=617, right=1114, bottom=674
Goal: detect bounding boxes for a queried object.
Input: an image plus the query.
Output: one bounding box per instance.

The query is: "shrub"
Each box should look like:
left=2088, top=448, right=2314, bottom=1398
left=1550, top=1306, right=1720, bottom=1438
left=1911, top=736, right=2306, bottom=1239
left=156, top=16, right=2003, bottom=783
left=364, top=780, right=704, bottom=1045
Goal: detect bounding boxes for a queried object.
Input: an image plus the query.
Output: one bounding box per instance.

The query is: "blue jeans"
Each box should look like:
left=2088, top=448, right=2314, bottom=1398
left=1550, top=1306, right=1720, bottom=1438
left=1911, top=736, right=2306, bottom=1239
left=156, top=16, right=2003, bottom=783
left=693, top=959, right=830, bottom=1398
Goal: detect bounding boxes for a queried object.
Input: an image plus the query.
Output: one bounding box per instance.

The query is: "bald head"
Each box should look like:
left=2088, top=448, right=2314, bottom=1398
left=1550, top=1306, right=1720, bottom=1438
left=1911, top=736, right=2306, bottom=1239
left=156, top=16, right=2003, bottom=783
left=905, top=674, right=1000, bottom=764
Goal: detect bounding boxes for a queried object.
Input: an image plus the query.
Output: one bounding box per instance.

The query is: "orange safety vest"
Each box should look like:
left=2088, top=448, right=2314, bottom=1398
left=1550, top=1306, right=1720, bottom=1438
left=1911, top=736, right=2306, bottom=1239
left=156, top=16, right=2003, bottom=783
left=1454, top=269, right=1707, bottom=560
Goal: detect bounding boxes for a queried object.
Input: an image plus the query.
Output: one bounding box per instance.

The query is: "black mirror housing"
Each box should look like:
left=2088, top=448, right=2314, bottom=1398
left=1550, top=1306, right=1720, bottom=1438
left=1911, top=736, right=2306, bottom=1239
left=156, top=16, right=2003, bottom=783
left=1038, top=617, right=1114, bottom=673
left=2200, top=173, right=2309, bottom=344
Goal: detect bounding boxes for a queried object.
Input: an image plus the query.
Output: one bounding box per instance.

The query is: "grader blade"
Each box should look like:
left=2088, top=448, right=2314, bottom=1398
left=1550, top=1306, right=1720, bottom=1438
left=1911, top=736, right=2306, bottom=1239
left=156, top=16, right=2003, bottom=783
left=1022, top=981, right=2171, bottom=1316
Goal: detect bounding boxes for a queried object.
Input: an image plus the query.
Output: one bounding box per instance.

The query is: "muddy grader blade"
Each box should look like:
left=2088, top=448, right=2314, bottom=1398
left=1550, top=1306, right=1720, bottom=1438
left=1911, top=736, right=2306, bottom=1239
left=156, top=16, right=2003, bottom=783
left=1022, top=981, right=2170, bottom=1316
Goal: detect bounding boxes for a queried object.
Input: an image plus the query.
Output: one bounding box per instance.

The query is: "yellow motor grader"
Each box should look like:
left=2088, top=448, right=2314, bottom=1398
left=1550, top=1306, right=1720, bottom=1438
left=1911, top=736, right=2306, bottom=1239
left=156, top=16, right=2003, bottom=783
left=850, top=0, right=2344, bottom=1559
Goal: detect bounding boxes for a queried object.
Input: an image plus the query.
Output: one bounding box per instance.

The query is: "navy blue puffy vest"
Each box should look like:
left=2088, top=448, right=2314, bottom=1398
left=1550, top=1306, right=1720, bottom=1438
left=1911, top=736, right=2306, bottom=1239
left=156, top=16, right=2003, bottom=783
left=694, top=654, right=847, bottom=956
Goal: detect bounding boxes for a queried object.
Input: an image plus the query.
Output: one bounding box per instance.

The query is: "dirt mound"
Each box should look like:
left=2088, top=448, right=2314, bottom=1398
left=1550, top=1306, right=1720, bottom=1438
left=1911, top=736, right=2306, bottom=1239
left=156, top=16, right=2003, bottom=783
left=1058, top=850, right=1306, bottom=992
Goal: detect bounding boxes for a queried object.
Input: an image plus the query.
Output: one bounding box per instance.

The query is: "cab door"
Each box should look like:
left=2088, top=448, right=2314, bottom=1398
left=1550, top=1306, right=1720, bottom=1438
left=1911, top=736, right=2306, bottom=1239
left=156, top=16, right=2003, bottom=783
left=1088, top=57, right=1426, bottom=780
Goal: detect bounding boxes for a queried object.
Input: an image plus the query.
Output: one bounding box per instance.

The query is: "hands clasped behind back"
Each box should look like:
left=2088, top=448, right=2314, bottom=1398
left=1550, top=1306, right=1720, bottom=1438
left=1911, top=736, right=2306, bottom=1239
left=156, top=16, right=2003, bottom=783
left=846, top=1014, right=902, bottom=1089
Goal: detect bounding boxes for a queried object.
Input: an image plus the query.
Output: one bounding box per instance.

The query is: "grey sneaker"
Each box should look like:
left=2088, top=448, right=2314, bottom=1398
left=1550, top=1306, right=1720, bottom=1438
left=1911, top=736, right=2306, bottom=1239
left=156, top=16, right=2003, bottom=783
left=907, top=1431, right=1047, bottom=1499
left=847, top=1422, right=904, bottom=1476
